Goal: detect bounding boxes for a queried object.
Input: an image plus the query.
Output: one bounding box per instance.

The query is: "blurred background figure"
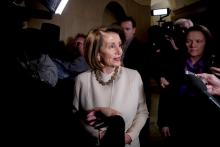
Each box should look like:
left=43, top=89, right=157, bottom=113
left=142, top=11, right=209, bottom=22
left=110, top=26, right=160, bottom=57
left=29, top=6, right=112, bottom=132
left=53, top=33, right=89, bottom=80
left=17, top=28, right=58, bottom=87
left=174, top=18, right=194, bottom=29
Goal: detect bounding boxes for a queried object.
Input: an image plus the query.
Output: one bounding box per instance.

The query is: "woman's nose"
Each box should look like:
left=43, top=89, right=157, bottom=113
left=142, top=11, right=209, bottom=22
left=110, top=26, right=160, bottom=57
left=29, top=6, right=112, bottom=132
left=117, top=46, right=123, bottom=55
left=190, top=41, right=196, bottom=47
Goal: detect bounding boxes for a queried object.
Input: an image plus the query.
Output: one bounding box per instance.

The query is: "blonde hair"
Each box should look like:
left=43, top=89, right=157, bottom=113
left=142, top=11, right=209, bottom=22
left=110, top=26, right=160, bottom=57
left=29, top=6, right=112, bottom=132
left=84, top=26, right=125, bottom=70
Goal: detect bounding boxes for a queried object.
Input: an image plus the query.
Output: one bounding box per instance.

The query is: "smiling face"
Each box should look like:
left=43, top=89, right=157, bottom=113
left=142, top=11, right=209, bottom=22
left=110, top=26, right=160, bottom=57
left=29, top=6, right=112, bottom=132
left=186, top=30, right=206, bottom=58
left=98, top=32, right=122, bottom=70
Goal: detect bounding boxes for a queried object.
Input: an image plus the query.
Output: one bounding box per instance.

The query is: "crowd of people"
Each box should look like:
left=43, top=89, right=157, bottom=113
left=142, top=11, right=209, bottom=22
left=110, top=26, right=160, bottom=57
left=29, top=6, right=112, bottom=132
left=157, top=22, right=220, bottom=146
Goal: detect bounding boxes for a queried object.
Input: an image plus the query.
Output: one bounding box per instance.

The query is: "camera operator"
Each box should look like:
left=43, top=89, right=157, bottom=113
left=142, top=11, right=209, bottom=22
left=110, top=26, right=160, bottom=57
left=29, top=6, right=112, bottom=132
left=154, top=19, right=193, bottom=88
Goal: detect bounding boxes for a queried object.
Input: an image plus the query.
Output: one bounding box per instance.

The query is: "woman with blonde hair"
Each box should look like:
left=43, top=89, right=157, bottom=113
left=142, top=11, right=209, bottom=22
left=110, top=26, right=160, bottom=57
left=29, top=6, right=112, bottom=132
left=73, top=26, right=148, bottom=147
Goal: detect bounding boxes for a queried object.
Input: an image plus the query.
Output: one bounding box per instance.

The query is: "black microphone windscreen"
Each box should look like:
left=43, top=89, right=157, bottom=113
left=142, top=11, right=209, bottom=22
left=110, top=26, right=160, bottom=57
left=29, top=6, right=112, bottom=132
left=185, top=71, right=220, bottom=109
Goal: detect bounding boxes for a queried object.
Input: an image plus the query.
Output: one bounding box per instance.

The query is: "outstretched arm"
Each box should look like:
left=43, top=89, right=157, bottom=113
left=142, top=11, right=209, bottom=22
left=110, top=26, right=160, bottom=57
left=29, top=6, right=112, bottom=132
left=197, top=73, right=220, bottom=96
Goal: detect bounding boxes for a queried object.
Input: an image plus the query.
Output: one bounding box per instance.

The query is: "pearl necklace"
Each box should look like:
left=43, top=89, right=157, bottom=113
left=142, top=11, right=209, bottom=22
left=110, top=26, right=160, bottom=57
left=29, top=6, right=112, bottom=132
left=95, top=67, right=119, bottom=86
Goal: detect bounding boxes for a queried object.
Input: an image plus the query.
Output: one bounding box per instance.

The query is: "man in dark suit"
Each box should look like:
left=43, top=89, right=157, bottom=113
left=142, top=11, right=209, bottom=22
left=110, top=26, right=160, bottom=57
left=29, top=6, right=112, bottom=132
left=120, top=16, right=151, bottom=147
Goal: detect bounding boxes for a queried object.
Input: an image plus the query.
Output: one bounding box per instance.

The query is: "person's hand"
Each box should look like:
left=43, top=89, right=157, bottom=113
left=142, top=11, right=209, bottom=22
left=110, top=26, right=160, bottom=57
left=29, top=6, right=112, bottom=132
left=160, top=77, right=170, bottom=88
left=125, top=133, right=132, bottom=144
left=197, top=73, right=220, bottom=96
left=86, top=107, right=121, bottom=129
left=210, top=67, right=220, bottom=77
left=161, top=126, right=171, bottom=137
left=93, top=107, right=121, bottom=117
left=168, top=37, right=179, bottom=50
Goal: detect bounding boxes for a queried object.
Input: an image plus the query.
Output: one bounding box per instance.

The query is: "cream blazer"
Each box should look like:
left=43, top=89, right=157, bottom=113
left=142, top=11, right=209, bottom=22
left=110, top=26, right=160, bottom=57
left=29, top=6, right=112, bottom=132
left=73, top=67, right=149, bottom=147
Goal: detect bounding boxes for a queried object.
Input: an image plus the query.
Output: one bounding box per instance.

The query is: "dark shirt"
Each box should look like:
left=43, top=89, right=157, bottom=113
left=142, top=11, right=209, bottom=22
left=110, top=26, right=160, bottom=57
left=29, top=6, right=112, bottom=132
left=179, top=58, right=206, bottom=97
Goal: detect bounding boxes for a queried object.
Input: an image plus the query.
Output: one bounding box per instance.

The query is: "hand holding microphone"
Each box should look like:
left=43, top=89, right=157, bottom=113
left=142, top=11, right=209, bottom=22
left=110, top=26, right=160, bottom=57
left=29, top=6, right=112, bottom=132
left=197, top=73, right=220, bottom=96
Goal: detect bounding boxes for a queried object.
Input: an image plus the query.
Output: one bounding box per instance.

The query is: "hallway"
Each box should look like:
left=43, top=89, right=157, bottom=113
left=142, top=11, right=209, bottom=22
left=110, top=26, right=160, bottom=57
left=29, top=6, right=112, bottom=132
left=146, top=79, right=165, bottom=146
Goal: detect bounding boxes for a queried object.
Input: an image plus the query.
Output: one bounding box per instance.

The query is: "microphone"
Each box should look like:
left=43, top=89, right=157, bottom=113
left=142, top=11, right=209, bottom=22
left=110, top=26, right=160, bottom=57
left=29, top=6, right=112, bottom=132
left=185, top=71, right=220, bottom=109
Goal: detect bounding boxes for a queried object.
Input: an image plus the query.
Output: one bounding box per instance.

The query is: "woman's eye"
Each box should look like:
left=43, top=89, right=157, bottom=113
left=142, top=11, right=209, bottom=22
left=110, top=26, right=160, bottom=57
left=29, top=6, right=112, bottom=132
left=109, top=44, right=115, bottom=48
left=196, top=40, right=203, bottom=43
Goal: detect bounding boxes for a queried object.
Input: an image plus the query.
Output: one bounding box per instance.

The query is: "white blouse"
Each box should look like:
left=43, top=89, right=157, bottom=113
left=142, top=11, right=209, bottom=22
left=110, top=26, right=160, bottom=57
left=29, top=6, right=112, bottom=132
left=73, top=66, right=149, bottom=147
